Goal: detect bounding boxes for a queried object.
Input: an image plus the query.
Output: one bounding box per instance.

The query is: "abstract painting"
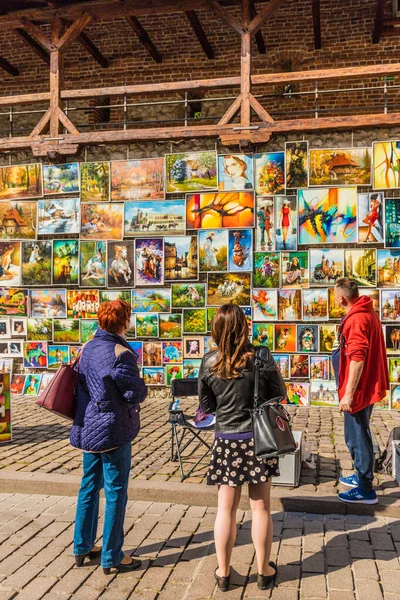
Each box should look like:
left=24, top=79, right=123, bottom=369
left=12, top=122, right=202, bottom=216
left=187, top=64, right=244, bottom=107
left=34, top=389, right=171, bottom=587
left=164, top=236, right=198, bottom=281
left=0, top=288, right=28, bottom=316
left=111, top=158, right=165, bottom=201
left=253, top=252, right=280, bottom=288
left=81, top=320, right=98, bottom=343
left=358, top=192, right=383, bottom=244
left=310, top=381, right=339, bottom=407
left=135, top=238, right=164, bottom=286
left=252, top=289, right=278, bottom=321
left=186, top=191, right=255, bottom=230
left=0, top=241, right=20, bottom=287
left=21, top=241, right=52, bottom=287
left=285, top=141, right=308, bottom=188
left=255, top=152, right=285, bottom=195
left=131, top=288, right=171, bottom=313
left=309, top=148, right=371, bottom=186
left=344, top=249, right=376, bottom=287
left=281, top=251, right=309, bottom=288
left=80, top=203, right=123, bottom=240
left=107, top=241, right=134, bottom=288
left=171, top=283, right=206, bottom=308
left=217, top=154, right=253, bottom=190
left=23, top=341, right=47, bottom=368
left=80, top=241, right=106, bottom=287
left=198, top=229, right=228, bottom=272
left=228, top=229, right=253, bottom=272
left=285, top=382, right=310, bottom=406
left=52, top=240, right=79, bottom=286
left=274, top=196, right=297, bottom=251
left=207, top=273, right=251, bottom=306
left=37, top=198, right=80, bottom=236
left=43, top=162, right=79, bottom=195
left=0, top=200, right=37, bottom=240
left=166, top=151, right=217, bottom=193
left=0, top=164, right=42, bottom=200
left=252, top=323, right=274, bottom=349
left=303, top=289, right=328, bottom=321
left=377, top=249, right=400, bottom=287
left=66, top=290, right=99, bottom=319
left=309, top=248, right=344, bottom=286
left=373, top=141, right=400, bottom=189
left=31, top=289, right=66, bottom=318
left=124, top=200, right=185, bottom=237
left=384, top=197, right=400, bottom=248
left=80, top=162, right=110, bottom=202
left=256, top=196, right=275, bottom=251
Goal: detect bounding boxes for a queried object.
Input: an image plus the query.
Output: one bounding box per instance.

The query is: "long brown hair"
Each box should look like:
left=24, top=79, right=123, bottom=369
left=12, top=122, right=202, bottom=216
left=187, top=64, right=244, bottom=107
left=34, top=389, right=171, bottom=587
left=210, top=304, right=252, bottom=379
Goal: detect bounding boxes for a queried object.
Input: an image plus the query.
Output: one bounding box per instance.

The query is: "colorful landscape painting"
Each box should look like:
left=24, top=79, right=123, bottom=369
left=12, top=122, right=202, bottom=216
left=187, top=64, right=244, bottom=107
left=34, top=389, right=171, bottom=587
left=277, top=289, right=302, bottom=321
left=0, top=164, right=42, bottom=200
left=198, top=229, right=228, bottom=272
left=43, top=162, right=79, bottom=195
left=100, top=290, right=131, bottom=304
left=255, top=152, right=285, bottom=195
left=48, top=345, right=69, bottom=369
left=164, top=236, right=198, bottom=281
left=310, top=355, right=330, bottom=380
left=373, top=141, right=400, bottom=189
left=310, top=381, right=338, bottom=407
left=135, top=238, right=164, bottom=286
left=27, top=318, right=52, bottom=341
left=303, top=289, right=329, bottom=321
left=0, top=241, right=20, bottom=287
left=159, top=314, right=182, bottom=339
left=0, top=201, right=37, bottom=240
left=80, top=203, right=123, bottom=240
left=166, top=151, right=217, bottom=193
left=344, top=249, right=376, bottom=287
left=107, top=241, right=134, bottom=288
left=136, top=314, right=159, bottom=338
left=111, top=158, right=165, bottom=201
left=81, top=320, right=98, bottom=343
left=377, top=249, right=400, bottom=288
left=52, top=240, right=79, bottom=286
left=0, top=289, right=28, bottom=316
left=37, top=198, right=80, bottom=236
left=80, top=162, right=110, bottom=202
left=21, top=241, right=52, bottom=287
left=186, top=191, right=255, bottom=229
left=285, top=142, right=308, bottom=188
left=171, top=283, right=206, bottom=308
left=217, top=154, right=253, bottom=191
left=131, top=288, right=171, bottom=312
left=31, top=289, right=66, bottom=318
left=207, top=273, right=251, bottom=306
left=80, top=241, right=106, bottom=287
left=124, top=200, right=185, bottom=237
left=53, top=319, right=80, bottom=343
left=309, top=148, right=371, bottom=186
left=183, top=309, right=207, bottom=334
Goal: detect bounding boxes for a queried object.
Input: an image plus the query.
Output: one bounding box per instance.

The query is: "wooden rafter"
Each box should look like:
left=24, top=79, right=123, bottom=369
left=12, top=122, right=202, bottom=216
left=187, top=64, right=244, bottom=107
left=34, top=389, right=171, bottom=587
left=241, top=0, right=251, bottom=129
left=63, top=19, right=109, bottom=68
left=248, top=0, right=284, bottom=35
left=14, top=28, right=50, bottom=64
left=373, top=0, right=386, bottom=44
left=57, top=12, right=92, bottom=50
left=18, top=18, right=52, bottom=51
left=311, top=0, right=321, bottom=50
left=206, top=0, right=243, bottom=34
left=250, top=0, right=266, bottom=54
left=0, top=56, right=19, bottom=77
left=125, top=16, right=162, bottom=63
left=186, top=10, right=215, bottom=59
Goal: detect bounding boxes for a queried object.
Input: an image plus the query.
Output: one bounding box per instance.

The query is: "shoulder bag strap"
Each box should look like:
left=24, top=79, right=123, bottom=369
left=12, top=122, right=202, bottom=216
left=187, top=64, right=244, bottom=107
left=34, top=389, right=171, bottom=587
left=253, top=347, right=262, bottom=410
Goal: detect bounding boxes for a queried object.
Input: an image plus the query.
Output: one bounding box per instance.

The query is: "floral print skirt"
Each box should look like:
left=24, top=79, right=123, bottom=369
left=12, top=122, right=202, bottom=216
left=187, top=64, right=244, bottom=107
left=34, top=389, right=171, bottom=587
left=206, top=436, right=280, bottom=487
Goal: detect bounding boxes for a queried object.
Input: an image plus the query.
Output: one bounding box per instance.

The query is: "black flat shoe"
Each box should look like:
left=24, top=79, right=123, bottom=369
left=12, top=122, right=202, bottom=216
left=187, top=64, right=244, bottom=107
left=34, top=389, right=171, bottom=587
left=103, top=558, right=142, bottom=575
left=257, top=561, right=278, bottom=590
left=214, top=567, right=230, bottom=592
left=75, top=548, right=102, bottom=567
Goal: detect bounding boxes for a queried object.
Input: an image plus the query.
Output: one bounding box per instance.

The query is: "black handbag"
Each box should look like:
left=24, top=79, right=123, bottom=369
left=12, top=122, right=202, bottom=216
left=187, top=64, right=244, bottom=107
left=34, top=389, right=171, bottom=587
left=250, top=348, right=297, bottom=459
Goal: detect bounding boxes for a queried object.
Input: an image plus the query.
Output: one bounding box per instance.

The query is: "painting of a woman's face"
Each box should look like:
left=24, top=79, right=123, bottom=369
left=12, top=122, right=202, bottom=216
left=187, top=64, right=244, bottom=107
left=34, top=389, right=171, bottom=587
left=224, top=156, right=246, bottom=180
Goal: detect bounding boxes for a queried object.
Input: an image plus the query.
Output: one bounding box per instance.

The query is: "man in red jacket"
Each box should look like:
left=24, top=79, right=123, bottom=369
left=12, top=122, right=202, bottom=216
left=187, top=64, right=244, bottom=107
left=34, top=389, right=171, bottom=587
left=333, top=278, right=389, bottom=504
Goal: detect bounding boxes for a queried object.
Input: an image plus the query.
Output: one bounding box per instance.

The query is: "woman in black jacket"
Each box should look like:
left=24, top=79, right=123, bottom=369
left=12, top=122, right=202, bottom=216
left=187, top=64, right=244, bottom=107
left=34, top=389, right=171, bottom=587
left=198, top=304, right=286, bottom=592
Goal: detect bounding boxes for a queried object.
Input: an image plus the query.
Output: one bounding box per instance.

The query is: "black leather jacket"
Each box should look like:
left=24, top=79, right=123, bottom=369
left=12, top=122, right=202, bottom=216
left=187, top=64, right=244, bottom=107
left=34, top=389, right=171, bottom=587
left=198, top=346, right=287, bottom=434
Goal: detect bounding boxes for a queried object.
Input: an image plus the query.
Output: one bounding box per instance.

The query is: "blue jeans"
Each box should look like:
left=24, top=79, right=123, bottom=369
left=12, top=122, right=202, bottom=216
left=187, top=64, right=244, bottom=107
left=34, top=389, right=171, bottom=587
left=344, top=405, right=374, bottom=493
left=73, top=443, right=131, bottom=568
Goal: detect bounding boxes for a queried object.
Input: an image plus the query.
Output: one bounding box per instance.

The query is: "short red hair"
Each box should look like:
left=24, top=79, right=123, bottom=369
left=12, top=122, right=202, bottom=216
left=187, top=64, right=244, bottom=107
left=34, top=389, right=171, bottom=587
left=98, top=300, right=131, bottom=334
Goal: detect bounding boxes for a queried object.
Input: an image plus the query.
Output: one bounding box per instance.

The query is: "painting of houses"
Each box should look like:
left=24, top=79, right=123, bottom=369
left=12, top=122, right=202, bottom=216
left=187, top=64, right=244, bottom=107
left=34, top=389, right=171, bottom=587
left=164, top=236, right=198, bottom=281
left=37, top=198, right=80, bottom=235
left=166, top=151, right=217, bottom=193
left=309, top=148, right=372, bottom=186
left=0, top=164, right=42, bottom=200
left=0, top=201, right=37, bottom=240
left=124, top=200, right=185, bottom=236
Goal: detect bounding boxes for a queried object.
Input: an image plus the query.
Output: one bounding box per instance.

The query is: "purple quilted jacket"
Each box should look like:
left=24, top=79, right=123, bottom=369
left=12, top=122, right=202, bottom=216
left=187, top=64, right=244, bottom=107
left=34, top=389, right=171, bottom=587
left=70, top=328, right=147, bottom=452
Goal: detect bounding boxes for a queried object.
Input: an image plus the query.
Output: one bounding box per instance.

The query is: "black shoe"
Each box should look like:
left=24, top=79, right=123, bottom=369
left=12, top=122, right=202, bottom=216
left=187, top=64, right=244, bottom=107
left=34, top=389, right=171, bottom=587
left=75, top=548, right=102, bottom=567
left=103, top=558, right=142, bottom=575
left=214, top=567, right=230, bottom=592
left=257, top=561, right=278, bottom=590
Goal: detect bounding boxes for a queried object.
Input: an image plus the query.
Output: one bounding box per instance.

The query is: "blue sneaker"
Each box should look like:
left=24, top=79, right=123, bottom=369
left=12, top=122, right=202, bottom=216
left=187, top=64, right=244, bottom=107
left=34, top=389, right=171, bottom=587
left=339, top=473, right=359, bottom=488
left=338, top=487, right=377, bottom=505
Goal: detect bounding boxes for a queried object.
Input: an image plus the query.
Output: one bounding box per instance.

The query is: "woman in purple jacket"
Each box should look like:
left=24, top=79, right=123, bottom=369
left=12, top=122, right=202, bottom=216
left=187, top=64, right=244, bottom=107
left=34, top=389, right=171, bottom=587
left=71, top=300, right=147, bottom=575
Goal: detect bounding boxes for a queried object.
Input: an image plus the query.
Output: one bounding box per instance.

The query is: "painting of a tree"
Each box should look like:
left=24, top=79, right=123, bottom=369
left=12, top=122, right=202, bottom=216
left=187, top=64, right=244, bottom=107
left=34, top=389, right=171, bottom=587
left=81, top=162, right=110, bottom=201
left=111, top=158, right=165, bottom=201
left=0, top=164, right=43, bottom=200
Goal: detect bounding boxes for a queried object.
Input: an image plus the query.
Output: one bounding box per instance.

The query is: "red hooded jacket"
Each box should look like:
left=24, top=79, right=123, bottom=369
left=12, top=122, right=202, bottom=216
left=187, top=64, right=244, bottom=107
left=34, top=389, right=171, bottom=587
left=338, top=295, right=389, bottom=413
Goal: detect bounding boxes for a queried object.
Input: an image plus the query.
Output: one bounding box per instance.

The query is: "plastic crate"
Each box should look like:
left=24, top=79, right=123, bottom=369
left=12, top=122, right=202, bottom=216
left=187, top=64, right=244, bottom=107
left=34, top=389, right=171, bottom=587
left=272, top=431, right=302, bottom=488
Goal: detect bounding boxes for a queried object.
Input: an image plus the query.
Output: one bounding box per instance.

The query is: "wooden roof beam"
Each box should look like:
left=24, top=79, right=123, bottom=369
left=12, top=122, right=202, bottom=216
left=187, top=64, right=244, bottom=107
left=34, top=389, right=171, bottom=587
left=206, top=0, right=244, bottom=35
left=57, top=12, right=92, bottom=50
left=373, top=0, right=386, bottom=43
left=250, top=0, right=266, bottom=54
left=312, top=0, right=322, bottom=50
left=14, top=28, right=50, bottom=64
left=186, top=10, right=215, bottom=59
left=18, top=17, right=52, bottom=51
left=0, top=56, right=19, bottom=77
left=248, top=0, right=285, bottom=35
left=63, top=19, right=109, bottom=68
left=125, top=15, right=162, bottom=63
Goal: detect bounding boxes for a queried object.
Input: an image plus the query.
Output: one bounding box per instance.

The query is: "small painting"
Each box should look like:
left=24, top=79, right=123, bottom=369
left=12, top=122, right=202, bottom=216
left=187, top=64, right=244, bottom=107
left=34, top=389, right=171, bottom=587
left=281, top=251, right=309, bottom=288
left=298, top=187, right=357, bottom=245
left=274, top=324, right=296, bottom=353
left=186, top=191, right=255, bottom=230
left=362, top=288, right=380, bottom=314
left=11, top=318, right=27, bottom=337
left=0, top=200, right=37, bottom=240
left=99, top=290, right=131, bottom=304
left=131, top=288, right=171, bottom=313
left=142, top=342, right=162, bottom=367
left=0, top=374, right=11, bottom=441
left=0, top=320, right=9, bottom=337
left=107, top=241, right=134, bottom=288
left=80, top=241, right=107, bottom=287
left=159, top=313, right=182, bottom=339
left=310, top=381, right=339, bottom=407
left=358, top=192, right=384, bottom=244
left=39, top=372, right=55, bottom=393
left=385, top=325, right=400, bottom=355
left=52, top=240, right=79, bottom=286
left=23, top=341, right=47, bottom=368
left=0, top=289, right=28, bottom=316
left=272, top=354, right=289, bottom=379
left=27, top=318, right=52, bottom=341
left=285, top=382, right=310, bottom=406
left=254, top=252, right=280, bottom=288
left=124, top=200, right=185, bottom=237
left=252, top=289, right=278, bottom=321
left=171, top=283, right=206, bottom=308
left=277, top=290, right=302, bottom=321
left=310, top=355, right=330, bottom=380
left=142, top=367, right=165, bottom=386
left=23, top=373, right=42, bottom=397
left=373, top=141, right=400, bottom=189
left=228, top=229, right=253, bottom=272
left=135, top=238, right=164, bottom=286
left=256, top=196, right=275, bottom=251
left=285, top=141, right=308, bottom=188
left=11, top=374, right=26, bottom=396
left=328, top=288, right=346, bottom=319
left=111, top=158, right=165, bottom=201
left=81, top=202, right=123, bottom=240
left=81, top=319, right=98, bottom=343
left=309, top=147, right=371, bottom=186
left=21, top=241, right=52, bottom=287
left=377, top=249, right=400, bottom=287
left=136, top=313, right=158, bottom=338
left=381, top=291, right=400, bottom=322
left=0, top=241, right=21, bottom=287
left=198, top=229, right=228, bottom=272
left=242, top=306, right=252, bottom=333
left=303, top=289, right=328, bottom=321
left=207, top=273, right=251, bottom=306
left=48, top=345, right=69, bottom=369
left=43, top=162, right=79, bottom=195
left=309, top=248, right=344, bottom=286
left=0, top=164, right=42, bottom=200
left=162, top=341, right=183, bottom=364
left=66, top=290, right=99, bottom=319
left=255, top=152, right=285, bottom=195
left=53, top=319, right=80, bottom=343
left=30, top=289, right=66, bottom=318
left=3, top=341, right=22, bottom=357
left=290, top=354, right=310, bottom=378
left=183, top=358, right=202, bottom=378
left=390, top=384, right=400, bottom=410
left=126, top=315, right=136, bottom=339
left=275, top=196, right=297, bottom=251
left=344, top=249, right=376, bottom=287
left=166, top=364, right=183, bottom=386
left=164, top=236, right=198, bottom=281
left=183, top=309, right=207, bottom=334
left=297, top=324, right=319, bottom=353
left=385, top=197, right=400, bottom=248
left=207, top=307, right=217, bottom=331
left=128, top=341, right=143, bottom=365
left=183, top=336, right=204, bottom=358
left=204, top=336, right=218, bottom=353
left=166, top=151, right=217, bottom=193
left=80, top=162, right=110, bottom=202
left=37, top=198, right=80, bottom=236
left=218, top=154, right=253, bottom=190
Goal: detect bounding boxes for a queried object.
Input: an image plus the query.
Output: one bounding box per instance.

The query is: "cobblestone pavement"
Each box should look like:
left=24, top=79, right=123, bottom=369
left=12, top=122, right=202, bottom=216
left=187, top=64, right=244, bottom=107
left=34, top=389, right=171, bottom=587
left=0, top=493, right=400, bottom=600
left=3, top=396, right=400, bottom=498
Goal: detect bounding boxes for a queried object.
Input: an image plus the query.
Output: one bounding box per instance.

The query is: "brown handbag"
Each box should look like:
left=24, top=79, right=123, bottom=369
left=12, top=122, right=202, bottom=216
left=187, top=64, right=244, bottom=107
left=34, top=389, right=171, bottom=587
left=35, top=357, right=79, bottom=421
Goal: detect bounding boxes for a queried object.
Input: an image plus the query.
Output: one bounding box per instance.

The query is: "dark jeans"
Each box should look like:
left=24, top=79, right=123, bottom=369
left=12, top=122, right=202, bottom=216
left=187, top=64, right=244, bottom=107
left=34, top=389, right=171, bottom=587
left=73, top=443, right=131, bottom=568
left=344, top=405, right=374, bottom=493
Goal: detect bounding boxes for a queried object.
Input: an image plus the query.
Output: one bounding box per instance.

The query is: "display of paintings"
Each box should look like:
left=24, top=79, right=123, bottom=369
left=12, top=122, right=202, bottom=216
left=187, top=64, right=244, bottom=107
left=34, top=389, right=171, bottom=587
left=328, top=288, right=346, bottom=319
left=290, top=354, right=310, bottom=378
left=124, top=200, right=185, bottom=237
left=256, top=197, right=275, bottom=251
left=309, top=148, right=371, bottom=186
left=171, top=283, right=206, bottom=308
left=135, top=238, right=164, bottom=286
left=21, top=241, right=52, bottom=287
left=272, top=354, right=289, bottom=379
left=166, top=151, right=217, bottom=193
left=285, top=142, right=309, bottom=189
left=111, top=158, right=165, bottom=201
left=80, top=162, right=110, bottom=202
left=0, top=289, right=28, bottom=316
left=298, top=187, right=357, bottom=245
left=23, top=341, right=47, bottom=368
left=297, top=325, right=319, bottom=352
left=164, top=236, right=198, bottom=281
left=274, top=324, right=296, bottom=352
left=11, top=318, right=27, bottom=337
left=198, top=230, right=228, bottom=272
left=53, top=319, right=80, bottom=343
left=66, top=290, right=99, bottom=319
left=373, top=141, right=400, bottom=190
left=186, top=191, right=255, bottom=230
left=207, top=273, right=251, bottom=306
left=254, top=252, right=280, bottom=288
left=159, top=313, right=182, bottom=339
left=142, top=367, right=165, bottom=386
left=358, top=193, right=384, bottom=244
left=11, top=374, right=26, bottom=396
left=309, top=249, right=344, bottom=286
left=285, top=382, right=310, bottom=406
left=377, top=249, right=400, bottom=288
left=80, top=241, right=107, bottom=287
left=23, top=373, right=42, bottom=396
left=48, top=345, right=69, bottom=369
left=0, top=164, right=42, bottom=201
left=52, top=240, right=79, bottom=286
left=0, top=200, right=37, bottom=240
left=37, top=198, right=80, bottom=236
left=275, top=196, right=297, bottom=251
left=319, top=325, right=337, bottom=352
left=281, top=251, right=309, bottom=288
left=162, top=341, right=183, bottom=364
left=81, top=320, right=98, bottom=343
left=384, top=197, right=400, bottom=248
left=385, top=325, right=400, bottom=355
left=81, top=203, right=123, bottom=240
left=218, top=154, right=253, bottom=191
left=277, top=290, right=302, bottom=321
left=310, top=355, right=330, bottom=380
left=255, top=152, right=285, bottom=195
left=390, top=384, right=400, bottom=410
left=43, top=163, right=79, bottom=195
left=136, top=313, right=158, bottom=338
left=303, top=289, right=328, bottom=321
left=0, top=241, right=21, bottom=287
left=142, top=342, right=162, bottom=367
left=183, top=358, right=201, bottom=378
left=131, top=288, right=171, bottom=313
left=27, top=318, right=52, bottom=341
left=344, top=249, right=376, bottom=287
left=381, top=291, right=400, bottom=322
left=310, top=381, right=339, bottom=407
left=166, top=364, right=183, bottom=386
left=228, top=229, right=253, bottom=273
left=183, top=309, right=207, bottom=334
left=183, top=336, right=204, bottom=358
left=99, top=290, right=130, bottom=304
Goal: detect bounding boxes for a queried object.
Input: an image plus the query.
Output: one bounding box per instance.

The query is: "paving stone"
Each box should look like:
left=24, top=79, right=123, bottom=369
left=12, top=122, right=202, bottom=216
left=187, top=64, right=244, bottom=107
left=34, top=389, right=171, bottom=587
left=374, top=550, right=400, bottom=571
left=352, top=559, right=379, bottom=580
left=350, top=540, right=374, bottom=559
left=326, top=548, right=351, bottom=567
left=328, top=592, right=355, bottom=600
left=380, top=570, right=400, bottom=594
left=300, top=573, right=327, bottom=598
left=369, top=533, right=395, bottom=551
left=135, top=567, right=172, bottom=592
left=17, top=576, right=58, bottom=600
left=354, top=578, right=383, bottom=600
left=327, top=566, right=354, bottom=591
left=302, top=552, right=325, bottom=574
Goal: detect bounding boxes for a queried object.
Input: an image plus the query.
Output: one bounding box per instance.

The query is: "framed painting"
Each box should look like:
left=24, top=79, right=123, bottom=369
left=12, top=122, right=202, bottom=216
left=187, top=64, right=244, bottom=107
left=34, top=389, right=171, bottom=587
left=183, top=308, right=207, bottom=334
left=377, top=249, right=400, bottom=287
left=310, top=355, right=330, bottom=380
left=290, top=354, right=310, bottom=379
left=81, top=319, right=98, bottom=343
left=124, top=200, right=185, bottom=237
left=52, top=240, right=79, bottom=286
left=0, top=201, right=37, bottom=240
left=373, top=141, right=400, bottom=189
left=274, top=196, right=297, bottom=251
left=281, top=251, right=309, bottom=288
left=11, top=318, right=27, bottom=337
left=135, top=238, right=164, bottom=286
left=272, top=354, right=289, bottom=379
left=362, top=288, right=380, bottom=314
left=277, top=289, right=302, bottom=321
left=204, top=335, right=218, bottom=353
left=254, top=252, right=280, bottom=288
left=27, top=318, right=52, bottom=341
left=80, top=202, right=123, bottom=240
left=285, top=382, right=310, bottom=406
left=1, top=341, right=22, bottom=357
left=142, top=342, right=162, bottom=367
left=183, top=336, right=204, bottom=358
left=111, top=158, right=165, bottom=201
left=106, top=241, right=134, bottom=288
left=303, top=289, right=328, bottom=321
left=198, top=229, right=228, bottom=272
left=159, top=313, right=182, bottom=339
left=328, top=288, right=346, bottom=319
left=142, top=367, right=165, bottom=386
left=128, top=341, right=143, bottom=365
left=381, top=291, right=400, bottom=322
left=390, top=384, right=400, bottom=410
left=217, top=154, right=253, bottom=190
left=186, top=191, right=255, bottom=230
left=135, top=313, right=158, bottom=338
left=285, top=141, right=309, bottom=189
left=100, top=290, right=131, bottom=304
left=80, top=162, right=110, bottom=202
left=384, top=197, right=400, bottom=248
left=131, top=288, right=171, bottom=313
left=252, top=289, right=278, bottom=321
left=309, top=147, right=371, bottom=186
left=37, top=198, right=80, bottom=236
left=0, top=289, right=28, bottom=316
left=255, top=152, right=285, bottom=195
left=385, top=325, right=400, bottom=355
left=358, top=192, right=384, bottom=244
left=126, top=316, right=136, bottom=340
left=164, top=236, right=198, bottom=281
left=162, top=341, right=183, bottom=364
left=48, top=345, right=69, bottom=369
left=389, top=358, right=400, bottom=383
left=0, top=319, right=9, bottom=337
left=297, top=324, right=319, bottom=353
left=0, top=241, right=21, bottom=287
left=256, top=196, right=275, bottom=251
left=242, top=306, right=252, bottom=333
left=31, top=289, right=66, bottom=318
left=310, top=381, right=339, bottom=407
left=183, top=358, right=202, bottom=378
left=274, top=324, right=296, bottom=352
left=207, top=307, right=217, bottom=331
left=207, top=273, right=251, bottom=306
left=22, top=374, right=42, bottom=396
left=43, top=162, right=79, bottom=195
left=309, top=248, right=344, bottom=286
left=21, top=241, right=52, bottom=287
left=0, top=164, right=42, bottom=200
left=53, top=319, right=80, bottom=343
left=171, top=283, right=206, bottom=308
left=166, top=364, right=183, bottom=386
left=228, top=229, right=253, bottom=272
left=166, top=151, right=217, bottom=193
left=11, top=374, right=26, bottom=396
left=67, top=290, right=99, bottom=319
left=298, top=187, right=357, bottom=245
left=344, top=249, right=376, bottom=287
left=80, top=241, right=107, bottom=287
left=23, top=341, right=47, bottom=368
left=39, top=372, right=55, bottom=393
